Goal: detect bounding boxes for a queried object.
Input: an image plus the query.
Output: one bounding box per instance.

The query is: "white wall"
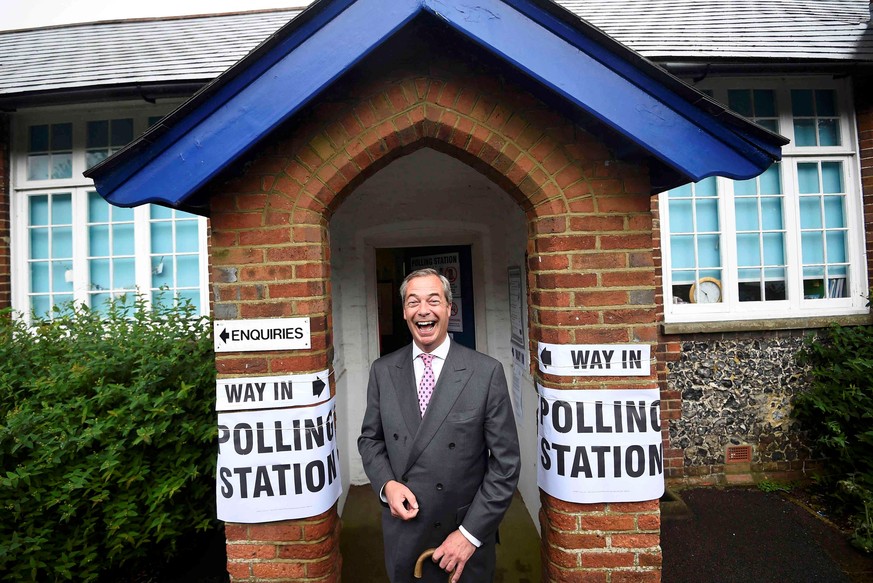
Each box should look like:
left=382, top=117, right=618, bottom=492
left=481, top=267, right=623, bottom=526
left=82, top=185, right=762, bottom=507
left=329, top=148, right=538, bottom=529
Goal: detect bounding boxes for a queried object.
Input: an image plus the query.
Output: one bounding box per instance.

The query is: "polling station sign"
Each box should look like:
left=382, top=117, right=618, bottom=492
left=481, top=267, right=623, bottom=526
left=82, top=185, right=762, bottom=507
left=216, top=370, right=330, bottom=411
left=537, top=386, right=664, bottom=503
left=216, top=398, right=341, bottom=523
left=537, top=342, right=651, bottom=377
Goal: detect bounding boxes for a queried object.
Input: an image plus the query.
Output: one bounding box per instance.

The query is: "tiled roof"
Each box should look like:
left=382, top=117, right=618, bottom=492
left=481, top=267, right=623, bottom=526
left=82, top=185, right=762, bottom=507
left=1, top=1, right=871, bottom=98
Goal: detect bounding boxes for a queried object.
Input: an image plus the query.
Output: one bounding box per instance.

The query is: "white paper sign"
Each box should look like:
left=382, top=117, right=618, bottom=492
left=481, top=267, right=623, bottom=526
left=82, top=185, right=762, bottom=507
left=537, top=342, right=651, bottom=376
left=537, top=386, right=664, bottom=503
left=214, top=318, right=311, bottom=352
left=216, top=398, right=341, bottom=523
left=216, top=370, right=330, bottom=411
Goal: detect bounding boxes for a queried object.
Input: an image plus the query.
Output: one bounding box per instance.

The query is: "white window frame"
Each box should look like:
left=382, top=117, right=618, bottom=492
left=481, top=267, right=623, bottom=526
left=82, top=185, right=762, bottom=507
left=660, top=77, right=868, bottom=324
left=10, top=102, right=210, bottom=321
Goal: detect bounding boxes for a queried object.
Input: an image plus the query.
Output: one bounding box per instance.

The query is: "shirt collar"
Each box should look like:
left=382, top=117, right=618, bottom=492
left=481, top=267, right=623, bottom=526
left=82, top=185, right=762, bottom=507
left=412, top=336, right=451, bottom=361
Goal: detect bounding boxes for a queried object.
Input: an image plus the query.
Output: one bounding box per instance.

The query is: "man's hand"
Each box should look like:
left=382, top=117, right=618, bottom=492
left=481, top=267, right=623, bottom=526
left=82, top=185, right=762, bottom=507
left=432, top=530, right=475, bottom=583
left=384, top=480, right=419, bottom=520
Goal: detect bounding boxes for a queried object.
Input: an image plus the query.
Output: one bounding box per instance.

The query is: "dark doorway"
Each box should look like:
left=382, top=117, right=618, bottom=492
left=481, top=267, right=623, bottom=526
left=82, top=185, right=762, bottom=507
left=375, top=245, right=476, bottom=356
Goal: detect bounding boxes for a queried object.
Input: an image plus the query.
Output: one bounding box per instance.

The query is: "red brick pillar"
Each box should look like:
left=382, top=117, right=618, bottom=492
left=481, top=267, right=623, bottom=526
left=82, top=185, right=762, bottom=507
left=528, top=155, right=662, bottom=582
left=0, top=113, right=11, bottom=309
left=210, top=181, right=340, bottom=582
left=855, top=75, right=873, bottom=292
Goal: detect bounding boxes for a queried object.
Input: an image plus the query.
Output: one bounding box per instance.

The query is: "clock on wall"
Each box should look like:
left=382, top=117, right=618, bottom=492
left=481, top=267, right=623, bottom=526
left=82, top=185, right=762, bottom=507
left=689, top=277, right=722, bottom=304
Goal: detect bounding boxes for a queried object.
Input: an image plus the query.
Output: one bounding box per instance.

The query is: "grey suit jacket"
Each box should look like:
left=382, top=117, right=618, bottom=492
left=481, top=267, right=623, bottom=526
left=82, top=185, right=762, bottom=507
left=358, top=342, right=521, bottom=583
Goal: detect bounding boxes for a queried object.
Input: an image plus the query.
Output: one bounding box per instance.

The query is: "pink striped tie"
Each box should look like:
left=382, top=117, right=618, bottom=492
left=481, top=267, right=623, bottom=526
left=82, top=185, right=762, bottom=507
left=418, top=353, right=436, bottom=416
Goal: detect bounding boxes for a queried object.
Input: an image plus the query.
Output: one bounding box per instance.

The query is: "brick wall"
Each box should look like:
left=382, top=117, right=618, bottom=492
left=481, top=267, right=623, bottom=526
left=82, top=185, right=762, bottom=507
left=0, top=113, right=10, bottom=309
left=209, top=52, right=661, bottom=581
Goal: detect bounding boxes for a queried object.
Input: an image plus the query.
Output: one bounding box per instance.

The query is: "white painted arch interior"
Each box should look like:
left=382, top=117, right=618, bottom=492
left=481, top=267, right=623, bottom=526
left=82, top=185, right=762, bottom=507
left=329, top=147, right=540, bottom=529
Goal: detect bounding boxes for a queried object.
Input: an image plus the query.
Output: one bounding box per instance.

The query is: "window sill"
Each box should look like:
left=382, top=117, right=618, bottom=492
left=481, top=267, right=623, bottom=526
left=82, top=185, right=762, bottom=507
left=662, top=313, right=873, bottom=335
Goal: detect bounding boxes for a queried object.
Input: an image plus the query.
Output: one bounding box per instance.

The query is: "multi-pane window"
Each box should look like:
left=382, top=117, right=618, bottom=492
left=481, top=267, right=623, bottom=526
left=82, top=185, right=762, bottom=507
left=661, top=80, right=867, bottom=322
left=13, top=108, right=209, bottom=320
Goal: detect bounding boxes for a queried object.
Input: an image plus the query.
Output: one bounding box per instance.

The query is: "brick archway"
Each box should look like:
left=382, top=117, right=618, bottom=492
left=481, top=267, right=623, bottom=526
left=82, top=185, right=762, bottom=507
left=212, top=59, right=660, bottom=582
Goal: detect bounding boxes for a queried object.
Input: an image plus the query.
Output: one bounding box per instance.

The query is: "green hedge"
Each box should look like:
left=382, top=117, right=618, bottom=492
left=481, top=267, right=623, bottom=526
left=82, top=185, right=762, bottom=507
left=0, top=298, right=218, bottom=581
left=795, top=324, right=873, bottom=553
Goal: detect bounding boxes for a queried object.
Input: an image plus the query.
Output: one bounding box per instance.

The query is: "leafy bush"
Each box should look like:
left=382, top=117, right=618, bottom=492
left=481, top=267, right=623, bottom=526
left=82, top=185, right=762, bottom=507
left=795, top=324, right=873, bottom=553
left=0, top=297, right=218, bottom=581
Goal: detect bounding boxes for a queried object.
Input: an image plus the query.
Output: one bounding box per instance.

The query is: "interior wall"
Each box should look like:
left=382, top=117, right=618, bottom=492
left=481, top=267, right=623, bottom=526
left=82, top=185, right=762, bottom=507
left=329, top=147, right=537, bottom=525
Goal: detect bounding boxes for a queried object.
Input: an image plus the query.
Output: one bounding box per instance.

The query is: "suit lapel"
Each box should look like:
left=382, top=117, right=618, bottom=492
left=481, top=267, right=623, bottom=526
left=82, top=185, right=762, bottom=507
left=389, top=346, right=421, bottom=437
left=404, top=343, right=472, bottom=474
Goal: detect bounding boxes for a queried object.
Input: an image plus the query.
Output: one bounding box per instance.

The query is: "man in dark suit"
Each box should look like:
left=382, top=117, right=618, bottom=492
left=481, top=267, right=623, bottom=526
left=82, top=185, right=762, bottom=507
left=358, top=268, right=521, bottom=583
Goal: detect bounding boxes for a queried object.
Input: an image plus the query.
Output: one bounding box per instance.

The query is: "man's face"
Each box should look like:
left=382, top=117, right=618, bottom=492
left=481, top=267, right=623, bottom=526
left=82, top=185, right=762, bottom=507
left=403, top=274, right=451, bottom=353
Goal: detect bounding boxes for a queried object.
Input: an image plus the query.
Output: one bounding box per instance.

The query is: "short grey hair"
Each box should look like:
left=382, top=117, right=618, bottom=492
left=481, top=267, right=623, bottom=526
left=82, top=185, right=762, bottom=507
left=400, top=268, right=453, bottom=305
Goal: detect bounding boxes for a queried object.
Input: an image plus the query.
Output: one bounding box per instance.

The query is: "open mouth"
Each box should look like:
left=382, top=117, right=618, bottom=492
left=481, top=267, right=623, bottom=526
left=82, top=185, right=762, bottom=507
left=415, top=321, right=436, bottom=333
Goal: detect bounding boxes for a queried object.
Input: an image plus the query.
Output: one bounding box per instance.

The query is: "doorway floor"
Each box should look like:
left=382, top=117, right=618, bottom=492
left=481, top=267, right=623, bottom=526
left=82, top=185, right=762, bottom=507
left=340, top=485, right=541, bottom=582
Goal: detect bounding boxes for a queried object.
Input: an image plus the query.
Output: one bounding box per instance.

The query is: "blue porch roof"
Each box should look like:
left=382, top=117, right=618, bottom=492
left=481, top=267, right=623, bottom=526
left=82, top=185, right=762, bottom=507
left=85, top=0, right=788, bottom=215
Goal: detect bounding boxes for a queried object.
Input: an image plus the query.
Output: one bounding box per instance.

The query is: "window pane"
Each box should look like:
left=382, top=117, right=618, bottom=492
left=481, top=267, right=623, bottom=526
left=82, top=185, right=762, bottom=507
left=759, top=165, right=781, bottom=195
left=734, top=177, right=757, bottom=197
left=821, top=162, right=843, bottom=193
left=735, top=198, right=758, bottom=230
left=737, top=234, right=760, bottom=267
left=30, top=195, right=49, bottom=226
left=670, top=235, right=695, bottom=268
left=823, top=196, right=845, bottom=229
left=816, top=90, right=837, bottom=116
left=799, top=198, right=822, bottom=229
left=802, top=232, right=824, bottom=264
left=760, top=197, right=783, bottom=230
left=150, top=204, right=173, bottom=220
left=754, top=90, right=777, bottom=117
left=51, top=123, right=72, bottom=150
left=152, top=256, right=173, bottom=287
left=826, top=231, right=847, bottom=263
left=31, top=262, right=50, bottom=293
left=151, top=221, right=173, bottom=254
left=175, top=221, right=199, bottom=253
left=89, top=224, right=110, bottom=256
left=729, top=90, right=752, bottom=117
left=31, top=229, right=49, bottom=259
left=110, top=119, right=134, bottom=147
left=698, top=234, right=720, bottom=267
left=798, top=163, right=820, bottom=194
left=114, top=206, right=134, bottom=221
left=112, top=223, right=135, bottom=255
left=114, top=258, right=136, bottom=288
left=696, top=198, right=719, bottom=232
left=697, top=177, right=718, bottom=197
left=794, top=120, right=817, bottom=146
left=90, top=259, right=111, bottom=290
left=87, top=120, right=109, bottom=148
left=27, top=155, right=50, bottom=181
left=818, top=120, right=839, bottom=147
left=762, top=232, right=785, bottom=265
left=29, top=125, right=49, bottom=152
left=51, top=153, right=73, bottom=179
left=792, top=90, right=815, bottom=117
left=51, top=227, right=72, bottom=259
left=88, top=191, right=110, bottom=222
left=176, top=255, right=200, bottom=287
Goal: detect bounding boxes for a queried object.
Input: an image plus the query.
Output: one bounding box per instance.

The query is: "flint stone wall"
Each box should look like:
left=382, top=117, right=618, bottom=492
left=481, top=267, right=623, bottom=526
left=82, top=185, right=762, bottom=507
left=667, top=332, right=817, bottom=475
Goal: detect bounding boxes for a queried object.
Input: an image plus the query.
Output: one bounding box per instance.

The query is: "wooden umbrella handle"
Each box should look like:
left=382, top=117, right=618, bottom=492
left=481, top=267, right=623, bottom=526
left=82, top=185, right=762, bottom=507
left=413, top=548, right=454, bottom=581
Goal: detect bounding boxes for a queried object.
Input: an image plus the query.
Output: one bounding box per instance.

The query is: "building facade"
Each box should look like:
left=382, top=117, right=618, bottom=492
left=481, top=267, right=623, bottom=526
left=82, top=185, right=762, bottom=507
left=2, top=1, right=872, bottom=581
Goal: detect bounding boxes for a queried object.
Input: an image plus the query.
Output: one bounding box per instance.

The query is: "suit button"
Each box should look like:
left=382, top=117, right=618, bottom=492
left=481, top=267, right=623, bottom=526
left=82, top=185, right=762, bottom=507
left=448, top=442, right=456, bottom=449
left=402, top=475, right=408, bottom=483
left=436, top=483, right=444, bottom=491
left=393, top=433, right=399, bottom=440
left=433, top=522, right=441, bottom=528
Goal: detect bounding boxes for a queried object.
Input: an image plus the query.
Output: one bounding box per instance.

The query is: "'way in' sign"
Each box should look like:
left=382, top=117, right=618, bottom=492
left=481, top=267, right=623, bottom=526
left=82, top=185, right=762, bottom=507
left=537, top=342, right=651, bottom=377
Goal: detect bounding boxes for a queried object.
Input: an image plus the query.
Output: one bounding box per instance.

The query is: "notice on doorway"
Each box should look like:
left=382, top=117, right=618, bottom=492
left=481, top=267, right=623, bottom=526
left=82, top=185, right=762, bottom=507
left=537, top=386, right=664, bottom=503
left=216, top=398, right=341, bottom=523
left=411, top=253, right=463, bottom=333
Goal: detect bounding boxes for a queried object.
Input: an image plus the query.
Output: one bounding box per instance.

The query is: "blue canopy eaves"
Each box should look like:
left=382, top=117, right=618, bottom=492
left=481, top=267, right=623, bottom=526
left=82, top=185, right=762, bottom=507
left=85, top=0, right=787, bottom=215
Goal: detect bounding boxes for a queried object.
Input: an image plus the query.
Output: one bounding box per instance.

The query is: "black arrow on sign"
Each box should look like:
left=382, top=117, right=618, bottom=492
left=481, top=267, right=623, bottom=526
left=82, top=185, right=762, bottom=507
left=540, top=346, right=552, bottom=367
left=313, top=379, right=326, bottom=398
left=219, top=328, right=230, bottom=343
